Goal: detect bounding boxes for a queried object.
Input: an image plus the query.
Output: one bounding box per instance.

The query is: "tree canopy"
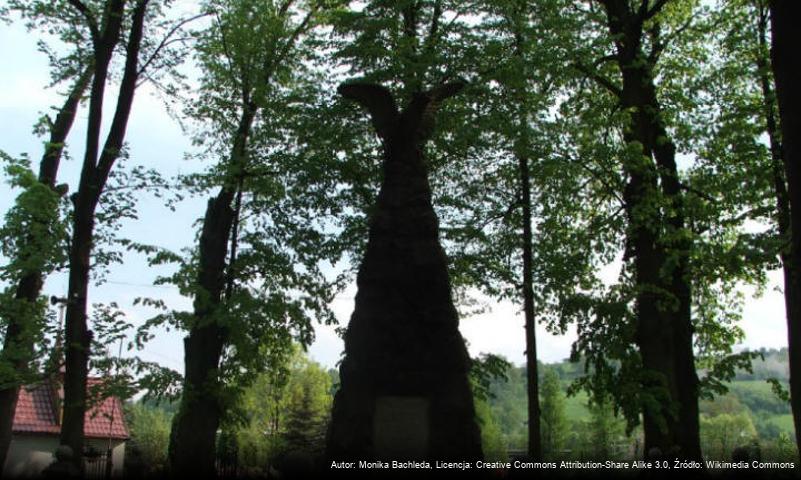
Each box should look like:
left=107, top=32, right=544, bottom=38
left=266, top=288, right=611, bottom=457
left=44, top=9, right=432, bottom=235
left=0, top=0, right=798, bottom=473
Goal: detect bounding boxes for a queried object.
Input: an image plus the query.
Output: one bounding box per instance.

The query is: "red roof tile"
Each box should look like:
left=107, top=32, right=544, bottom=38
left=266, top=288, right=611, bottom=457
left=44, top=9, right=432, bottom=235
left=13, top=384, right=59, bottom=436
left=12, top=378, right=129, bottom=440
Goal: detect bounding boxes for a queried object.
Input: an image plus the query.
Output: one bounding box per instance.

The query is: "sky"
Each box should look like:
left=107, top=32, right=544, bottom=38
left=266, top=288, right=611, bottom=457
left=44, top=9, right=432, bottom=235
left=0, top=13, right=791, bottom=377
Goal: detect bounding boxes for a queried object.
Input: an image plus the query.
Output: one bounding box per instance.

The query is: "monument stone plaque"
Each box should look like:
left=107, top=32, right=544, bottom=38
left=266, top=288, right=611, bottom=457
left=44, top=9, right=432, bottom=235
left=373, top=396, right=429, bottom=459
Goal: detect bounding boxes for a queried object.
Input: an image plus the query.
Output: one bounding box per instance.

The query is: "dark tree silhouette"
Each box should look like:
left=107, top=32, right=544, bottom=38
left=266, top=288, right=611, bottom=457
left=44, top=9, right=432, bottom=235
left=769, top=0, right=801, bottom=457
left=60, top=0, right=150, bottom=464
left=167, top=95, right=273, bottom=475
left=590, top=0, right=702, bottom=460
left=326, top=82, right=483, bottom=461
left=167, top=106, right=251, bottom=478
left=284, top=384, right=326, bottom=455
left=0, top=65, right=92, bottom=471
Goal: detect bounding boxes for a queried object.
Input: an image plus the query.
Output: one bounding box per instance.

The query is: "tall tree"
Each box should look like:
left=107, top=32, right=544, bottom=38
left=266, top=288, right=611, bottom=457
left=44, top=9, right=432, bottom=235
left=58, top=0, right=158, bottom=465
left=502, top=2, right=544, bottom=460
left=553, top=0, right=791, bottom=464
left=768, top=0, right=801, bottom=456
left=0, top=1, right=96, bottom=467
left=438, top=0, right=612, bottom=460
left=2, top=0, right=192, bottom=467
left=684, top=0, right=800, bottom=458
left=540, top=368, right=567, bottom=456
left=568, top=0, right=703, bottom=459
left=164, top=1, right=340, bottom=475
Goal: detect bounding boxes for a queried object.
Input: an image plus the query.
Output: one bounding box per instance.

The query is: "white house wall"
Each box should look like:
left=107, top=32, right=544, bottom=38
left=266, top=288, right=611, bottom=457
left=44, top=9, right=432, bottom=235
left=2, top=435, right=59, bottom=478
left=2, top=435, right=126, bottom=478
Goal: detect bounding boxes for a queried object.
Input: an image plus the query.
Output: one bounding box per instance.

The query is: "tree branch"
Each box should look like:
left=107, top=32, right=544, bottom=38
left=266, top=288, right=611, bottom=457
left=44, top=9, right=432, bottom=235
left=137, top=12, right=211, bottom=77
left=566, top=153, right=626, bottom=207
left=401, top=80, right=466, bottom=138
left=650, top=14, right=695, bottom=65
left=679, top=182, right=716, bottom=203
left=429, top=80, right=466, bottom=102
left=257, top=2, right=320, bottom=96
left=278, top=0, right=296, bottom=18
left=78, top=0, right=126, bottom=180
left=469, top=195, right=522, bottom=234
left=38, top=63, right=94, bottom=187
left=572, top=62, right=622, bottom=98
left=643, top=0, right=670, bottom=21
left=94, top=0, right=150, bottom=195
left=424, top=0, right=442, bottom=54
left=646, top=21, right=663, bottom=66
left=594, top=54, right=618, bottom=66
left=67, top=0, right=99, bottom=41
left=338, top=83, right=400, bottom=139
left=637, top=0, right=650, bottom=19
left=210, top=12, right=241, bottom=98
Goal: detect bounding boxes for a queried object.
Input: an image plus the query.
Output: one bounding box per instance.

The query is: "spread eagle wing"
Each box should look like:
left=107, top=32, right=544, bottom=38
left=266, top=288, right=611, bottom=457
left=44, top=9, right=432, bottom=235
left=338, top=83, right=400, bottom=139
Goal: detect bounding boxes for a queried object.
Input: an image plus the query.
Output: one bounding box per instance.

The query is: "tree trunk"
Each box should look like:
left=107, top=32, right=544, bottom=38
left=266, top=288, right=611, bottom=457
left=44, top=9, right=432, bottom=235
left=599, top=0, right=702, bottom=460
left=327, top=82, right=483, bottom=461
left=61, top=194, right=96, bottom=462
left=167, top=192, right=235, bottom=478
left=623, top=53, right=702, bottom=464
left=510, top=20, right=542, bottom=462
left=168, top=106, right=254, bottom=478
left=769, top=0, right=801, bottom=456
left=519, top=153, right=542, bottom=461
left=756, top=8, right=789, bottom=246
left=0, top=66, right=93, bottom=471
left=60, top=0, right=147, bottom=465
left=757, top=12, right=794, bottom=461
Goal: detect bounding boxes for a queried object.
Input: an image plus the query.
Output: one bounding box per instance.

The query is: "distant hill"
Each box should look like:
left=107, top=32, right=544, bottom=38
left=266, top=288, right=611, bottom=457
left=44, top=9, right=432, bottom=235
left=733, top=347, right=789, bottom=381
left=486, top=348, right=794, bottom=454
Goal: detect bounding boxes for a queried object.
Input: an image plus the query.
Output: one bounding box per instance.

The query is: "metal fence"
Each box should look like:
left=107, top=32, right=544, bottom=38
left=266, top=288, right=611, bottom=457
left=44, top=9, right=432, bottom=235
left=216, top=455, right=239, bottom=478
left=83, top=447, right=112, bottom=479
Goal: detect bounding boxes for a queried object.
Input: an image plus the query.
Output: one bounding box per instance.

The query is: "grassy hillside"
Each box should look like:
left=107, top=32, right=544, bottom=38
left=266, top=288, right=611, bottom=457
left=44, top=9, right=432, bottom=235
left=486, top=348, right=797, bottom=459
left=767, top=414, right=795, bottom=432
left=563, top=388, right=589, bottom=420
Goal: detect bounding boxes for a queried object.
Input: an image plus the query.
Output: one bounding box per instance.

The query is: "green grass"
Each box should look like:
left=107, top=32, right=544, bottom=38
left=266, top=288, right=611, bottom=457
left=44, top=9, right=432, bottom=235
left=564, top=389, right=590, bottom=420
left=554, top=379, right=794, bottom=435
left=730, top=379, right=777, bottom=394
left=766, top=414, right=795, bottom=433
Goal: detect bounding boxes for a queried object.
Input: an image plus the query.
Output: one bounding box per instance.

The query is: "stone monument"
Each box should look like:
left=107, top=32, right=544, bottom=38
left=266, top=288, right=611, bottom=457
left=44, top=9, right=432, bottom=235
left=326, top=82, right=483, bottom=461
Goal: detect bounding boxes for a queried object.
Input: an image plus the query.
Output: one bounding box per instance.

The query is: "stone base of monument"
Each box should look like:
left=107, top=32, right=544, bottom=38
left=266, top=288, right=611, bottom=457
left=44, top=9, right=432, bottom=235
left=327, top=364, right=483, bottom=461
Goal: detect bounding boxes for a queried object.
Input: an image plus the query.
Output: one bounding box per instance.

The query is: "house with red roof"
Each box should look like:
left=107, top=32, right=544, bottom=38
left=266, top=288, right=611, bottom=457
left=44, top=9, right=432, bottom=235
left=2, top=377, right=129, bottom=478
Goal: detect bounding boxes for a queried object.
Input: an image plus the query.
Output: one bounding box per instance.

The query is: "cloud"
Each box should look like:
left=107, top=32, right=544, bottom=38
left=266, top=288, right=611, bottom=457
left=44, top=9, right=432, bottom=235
left=460, top=300, right=576, bottom=366
left=740, top=269, right=788, bottom=350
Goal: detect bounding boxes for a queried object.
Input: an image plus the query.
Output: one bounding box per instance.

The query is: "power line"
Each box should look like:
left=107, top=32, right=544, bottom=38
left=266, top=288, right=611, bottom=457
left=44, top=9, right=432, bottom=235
left=104, top=280, right=179, bottom=289
left=104, top=279, right=358, bottom=301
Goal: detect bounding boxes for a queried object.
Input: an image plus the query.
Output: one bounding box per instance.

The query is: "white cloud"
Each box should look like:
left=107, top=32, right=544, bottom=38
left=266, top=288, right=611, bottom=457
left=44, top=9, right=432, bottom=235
left=459, top=300, right=576, bottom=365
left=740, top=269, right=788, bottom=350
